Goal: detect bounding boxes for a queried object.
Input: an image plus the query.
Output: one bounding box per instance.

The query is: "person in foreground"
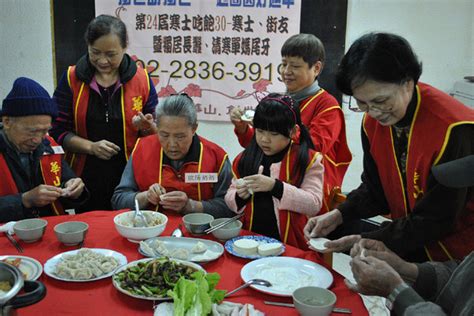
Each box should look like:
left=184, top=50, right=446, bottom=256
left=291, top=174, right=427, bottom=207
left=347, top=155, right=474, bottom=315
left=230, top=33, right=351, bottom=213
left=112, top=94, right=233, bottom=218
left=0, top=77, right=87, bottom=222
left=50, top=15, right=158, bottom=212
left=225, top=94, right=324, bottom=248
left=304, top=32, right=474, bottom=262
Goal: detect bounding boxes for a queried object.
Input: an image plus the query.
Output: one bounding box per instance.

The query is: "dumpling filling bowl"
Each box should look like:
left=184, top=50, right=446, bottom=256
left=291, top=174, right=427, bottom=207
left=114, top=211, right=168, bottom=243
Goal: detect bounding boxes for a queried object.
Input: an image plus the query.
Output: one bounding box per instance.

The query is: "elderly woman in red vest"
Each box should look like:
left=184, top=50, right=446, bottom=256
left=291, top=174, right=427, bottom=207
left=0, top=78, right=87, bottom=222
left=304, top=33, right=474, bottom=262
left=50, top=15, right=158, bottom=213
left=230, top=34, right=352, bottom=213
left=112, top=94, right=233, bottom=218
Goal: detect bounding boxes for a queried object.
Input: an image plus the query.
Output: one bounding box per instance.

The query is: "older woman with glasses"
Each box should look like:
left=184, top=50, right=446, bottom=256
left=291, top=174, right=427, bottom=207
left=50, top=15, right=158, bottom=213
left=304, top=32, right=474, bottom=262
left=112, top=94, right=233, bottom=218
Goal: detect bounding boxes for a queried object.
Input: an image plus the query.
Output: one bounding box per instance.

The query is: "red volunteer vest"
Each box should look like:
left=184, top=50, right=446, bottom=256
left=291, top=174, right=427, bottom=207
left=132, top=135, right=228, bottom=210
left=0, top=135, right=65, bottom=215
left=233, top=144, right=320, bottom=249
left=364, top=83, right=474, bottom=261
left=299, top=90, right=352, bottom=213
left=66, top=65, right=150, bottom=176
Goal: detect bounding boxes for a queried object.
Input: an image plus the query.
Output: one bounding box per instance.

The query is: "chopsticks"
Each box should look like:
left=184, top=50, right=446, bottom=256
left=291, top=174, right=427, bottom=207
left=5, top=232, right=23, bottom=253
left=205, top=213, right=243, bottom=234
left=264, top=301, right=352, bottom=314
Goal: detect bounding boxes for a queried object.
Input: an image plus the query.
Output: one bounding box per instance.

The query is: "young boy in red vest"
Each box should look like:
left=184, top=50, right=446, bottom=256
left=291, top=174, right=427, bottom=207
left=0, top=77, right=87, bottom=222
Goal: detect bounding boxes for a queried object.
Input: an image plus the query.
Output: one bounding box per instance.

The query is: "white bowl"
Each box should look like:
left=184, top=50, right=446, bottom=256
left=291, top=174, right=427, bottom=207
left=292, top=286, right=337, bottom=316
left=13, top=219, right=48, bottom=243
left=209, top=218, right=242, bottom=241
left=182, top=213, right=214, bottom=235
left=114, top=211, right=168, bottom=243
left=54, top=221, right=88, bottom=246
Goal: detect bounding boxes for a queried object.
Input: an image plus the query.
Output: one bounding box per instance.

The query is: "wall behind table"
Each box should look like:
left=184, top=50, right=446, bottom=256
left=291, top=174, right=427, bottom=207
left=1, top=0, right=472, bottom=192
left=0, top=0, right=54, bottom=101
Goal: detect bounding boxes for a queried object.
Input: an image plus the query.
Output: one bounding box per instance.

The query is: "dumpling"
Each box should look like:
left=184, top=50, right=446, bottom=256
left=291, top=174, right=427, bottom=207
left=191, top=241, right=207, bottom=253
left=169, top=248, right=189, bottom=260
left=152, top=240, right=169, bottom=256
left=74, top=268, right=93, bottom=280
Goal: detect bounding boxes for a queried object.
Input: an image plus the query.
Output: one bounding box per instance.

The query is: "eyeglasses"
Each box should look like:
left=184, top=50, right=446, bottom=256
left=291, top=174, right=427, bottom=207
left=347, top=96, right=393, bottom=113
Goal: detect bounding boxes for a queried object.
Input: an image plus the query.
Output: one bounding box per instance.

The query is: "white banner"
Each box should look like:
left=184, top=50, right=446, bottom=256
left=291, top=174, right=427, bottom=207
left=95, top=0, right=301, bottom=121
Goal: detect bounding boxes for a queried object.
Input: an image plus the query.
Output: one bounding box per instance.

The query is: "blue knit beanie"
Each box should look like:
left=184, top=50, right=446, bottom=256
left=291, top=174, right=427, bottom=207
left=1, top=77, right=58, bottom=118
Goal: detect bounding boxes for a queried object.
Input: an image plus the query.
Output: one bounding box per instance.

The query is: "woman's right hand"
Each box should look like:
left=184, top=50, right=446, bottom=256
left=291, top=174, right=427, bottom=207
left=146, top=183, right=166, bottom=205
left=235, top=179, right=251, bottom=200
left=303, top=209, right=343, bottom=239
left=229, top=107, right=248, bottom=135
left=90, top=140, right=121, bottom=160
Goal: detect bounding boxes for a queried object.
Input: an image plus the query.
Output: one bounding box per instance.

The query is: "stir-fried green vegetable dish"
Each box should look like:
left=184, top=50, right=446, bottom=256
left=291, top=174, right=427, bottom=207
left=114, top=257, right=198, bottom=297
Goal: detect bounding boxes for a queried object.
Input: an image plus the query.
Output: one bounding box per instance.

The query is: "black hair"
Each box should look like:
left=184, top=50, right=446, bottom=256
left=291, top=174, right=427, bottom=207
left=335, top=32, right=422, bottom=95
left=237, top=93, right=315, bottom=186
left=84, top=15, right=128, bottom=48
left=281, top=33, right=325, bottom=67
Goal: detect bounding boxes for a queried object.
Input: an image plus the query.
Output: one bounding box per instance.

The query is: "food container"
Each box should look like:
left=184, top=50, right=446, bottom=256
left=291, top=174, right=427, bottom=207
left=209, top=218, right=242, bottom=241
left=54, top=221, right=89, bottom=246
left=292, top=286, right=337, bottom=316
left=182, top=213, right=214, bottom=235
left=0, top=262, right=46, bottom=316
left=13, top=219, right=47, bottom=243
left=114, top=211, right=168, bottom=243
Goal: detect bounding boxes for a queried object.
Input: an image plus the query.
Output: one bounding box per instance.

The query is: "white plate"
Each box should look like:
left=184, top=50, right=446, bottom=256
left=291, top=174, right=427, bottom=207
left=241, top=257, right=333, bottom=297
left=0, top=255, right=42, bottom=281
left=139, top=236, right=224, bottom=263
left=113, top=258, right=205, bottom=301
left=44, top=248, right=127, bottom=282
left=225, top=236, right=285, bottom=260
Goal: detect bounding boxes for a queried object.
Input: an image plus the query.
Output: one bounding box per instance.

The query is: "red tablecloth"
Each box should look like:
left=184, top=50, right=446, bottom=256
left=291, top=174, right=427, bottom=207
left=0, top=211, right=367, bottom=315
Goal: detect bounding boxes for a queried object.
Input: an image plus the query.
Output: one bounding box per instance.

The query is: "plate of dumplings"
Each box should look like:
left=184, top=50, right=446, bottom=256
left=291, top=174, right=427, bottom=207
left=139, top=237, right=224, bottom=264
left=44, top=248, right=127, bottom=282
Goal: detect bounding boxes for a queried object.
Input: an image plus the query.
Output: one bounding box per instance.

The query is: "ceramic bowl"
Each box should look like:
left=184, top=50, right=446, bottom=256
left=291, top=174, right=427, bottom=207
left=113, top=211, right=168, bottom=243
left=209, top=218, right=242, bottom=241
left=13, top=219, right=48, bottom=243
left=182, top=213, right=214, bottom=235
left=292, top=286, right=337, bottom=316
left=54, top=221, right=89, bottom=246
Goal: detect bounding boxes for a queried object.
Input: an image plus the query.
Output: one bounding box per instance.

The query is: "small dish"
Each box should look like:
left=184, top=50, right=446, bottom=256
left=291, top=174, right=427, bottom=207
left=225, top=235, right=285, bottom=260
left=0, top=255, right=42, bottom=280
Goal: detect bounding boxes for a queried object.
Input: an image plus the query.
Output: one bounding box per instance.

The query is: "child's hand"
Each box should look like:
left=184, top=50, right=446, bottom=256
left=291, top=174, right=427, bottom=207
left=243, top=174, right=275, bottom=193
left=235, top=179, right=251, bottom=199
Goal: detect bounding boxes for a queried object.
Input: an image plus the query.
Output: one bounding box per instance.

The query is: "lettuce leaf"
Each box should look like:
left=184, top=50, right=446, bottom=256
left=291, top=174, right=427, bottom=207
left=167, top=271, right=226, bottom=316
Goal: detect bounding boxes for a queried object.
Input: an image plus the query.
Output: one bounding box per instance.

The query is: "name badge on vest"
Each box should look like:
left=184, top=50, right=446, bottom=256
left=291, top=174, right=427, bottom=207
left=51, top=146, right=65, bottom=154
left=185, top=173, right=218, bottom=183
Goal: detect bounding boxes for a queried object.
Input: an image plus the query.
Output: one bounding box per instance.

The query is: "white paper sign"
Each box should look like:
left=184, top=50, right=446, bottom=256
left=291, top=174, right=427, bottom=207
left=185, top=172, right=218, bottom=183
left=95, top=0, right=301, bottom=122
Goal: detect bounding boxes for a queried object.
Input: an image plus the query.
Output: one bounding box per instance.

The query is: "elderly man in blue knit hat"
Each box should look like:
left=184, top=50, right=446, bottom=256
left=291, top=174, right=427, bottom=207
left=0, top=77, right=87, bottom=222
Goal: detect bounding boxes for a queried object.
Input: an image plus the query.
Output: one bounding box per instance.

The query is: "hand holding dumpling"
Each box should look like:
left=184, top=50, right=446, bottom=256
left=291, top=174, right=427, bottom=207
left=132, top=112, right=157, bottom=135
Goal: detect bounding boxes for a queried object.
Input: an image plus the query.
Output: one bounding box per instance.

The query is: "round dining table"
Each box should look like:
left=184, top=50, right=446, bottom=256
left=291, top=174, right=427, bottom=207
left=0, top=210, right=368, bottom=315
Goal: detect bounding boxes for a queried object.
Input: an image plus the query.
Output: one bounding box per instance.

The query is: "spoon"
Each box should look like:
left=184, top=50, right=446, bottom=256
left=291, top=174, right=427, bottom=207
left=133, top=198, right=148, bottom=227
left=171, top=224, right=183, bottom=238
left=225, top=279, right=272, bottom=298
